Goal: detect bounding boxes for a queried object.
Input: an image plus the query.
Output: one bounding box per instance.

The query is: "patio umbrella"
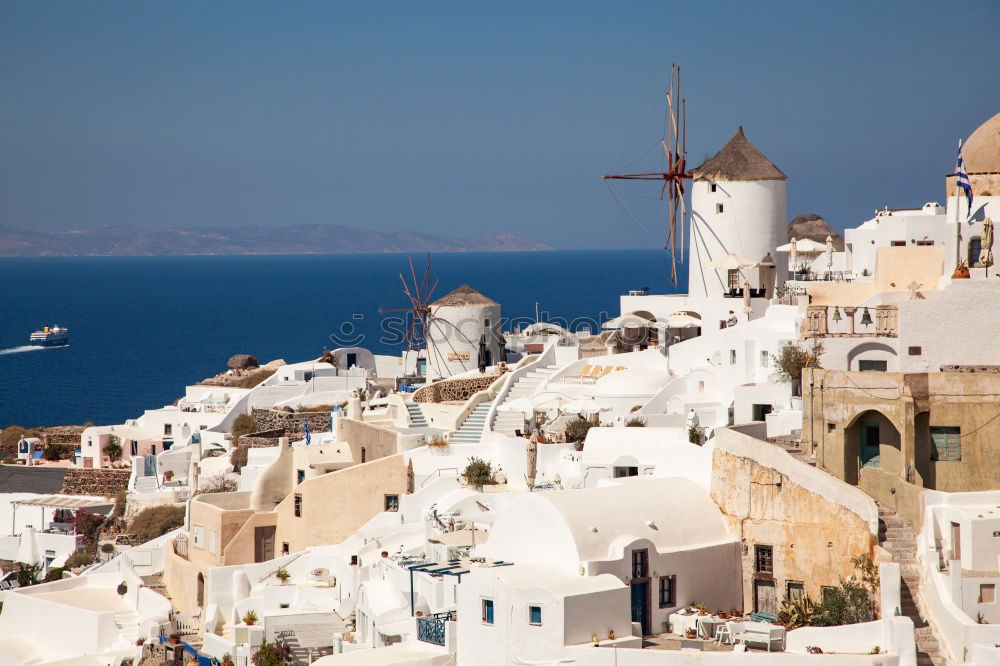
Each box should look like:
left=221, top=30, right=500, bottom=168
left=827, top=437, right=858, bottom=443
left=666, top=312, right=701, bottom=329
left=826, top=235, right=834, bottom=272
left=742, top=280, right=752, bottom=315
left=980, top=218, right=994, bottom=270
left=789, top=237, right=798, bottom=270
left=526, top=438, right=537, bottom=488
left=477, top=335, right=488, bottom=373
left=705, top=253, right=758, bottom=271
left=602, top=311, right=656, bottom=330
left=776, top=238, right=826, bottom=253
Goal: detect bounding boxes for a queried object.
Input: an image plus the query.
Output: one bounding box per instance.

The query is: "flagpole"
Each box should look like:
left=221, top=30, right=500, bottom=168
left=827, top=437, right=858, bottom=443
left=956, top=140, right=963, bottom=270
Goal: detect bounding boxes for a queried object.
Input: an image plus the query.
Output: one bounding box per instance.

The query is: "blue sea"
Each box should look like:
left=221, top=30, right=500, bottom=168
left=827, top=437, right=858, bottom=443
left=0, top=251, right=681, bottom=427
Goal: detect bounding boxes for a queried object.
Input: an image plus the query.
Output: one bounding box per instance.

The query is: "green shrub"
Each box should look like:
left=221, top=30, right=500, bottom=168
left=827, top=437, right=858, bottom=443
left=43, top=567, right=65, bottom=582
left=242, top=609, right=259, bottom=625
left=65, top=551, right=95, bottom=569
left=772, top=341, right=824, bottom=395
left=231, top=413, right=258, bottom=444
left=15, top=563, right=39, bottom=586
left=100, top=542, right=116, bottom=553
left=461, top=457, right=496, bottom=490
left=128, top=505, right=185, bottom=543
left=103, top=435, right=122, bottom=462
left=43, top=443, right=70, bottom=461
left=625, top=416, right=646, bottom=427
left=231, top=444, right=250, bottom=472
left=251, top=639, right=289, bottom=666
left=565, top=416, right=596, bottom=444
left=233, top=368, right=276, bottom=389
left=809, top=555, right=878, bottom=627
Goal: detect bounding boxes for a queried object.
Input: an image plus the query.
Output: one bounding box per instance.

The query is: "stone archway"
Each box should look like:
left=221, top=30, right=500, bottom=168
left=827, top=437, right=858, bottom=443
left=844, top=410, right=902, bottom=485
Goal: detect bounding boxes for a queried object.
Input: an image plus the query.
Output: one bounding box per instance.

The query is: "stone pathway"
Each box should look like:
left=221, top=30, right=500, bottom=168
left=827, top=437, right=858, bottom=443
left=878, top=505, right=946, bottom=666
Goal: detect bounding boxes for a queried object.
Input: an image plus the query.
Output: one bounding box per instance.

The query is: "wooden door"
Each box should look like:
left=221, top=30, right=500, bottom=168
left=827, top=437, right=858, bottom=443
left=952, top=522, right=962, bottom=561
left=254, top=526, right=276, bottom=563
left=630, top=581, right=650, bottom=635
left=754, top=580, right=777, bottom=615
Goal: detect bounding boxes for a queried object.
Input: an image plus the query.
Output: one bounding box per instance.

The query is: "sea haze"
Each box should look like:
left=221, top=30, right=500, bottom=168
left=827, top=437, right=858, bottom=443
left=0, top=223, right=550, bottom=256
left=0, top=250, right=681, bottom=427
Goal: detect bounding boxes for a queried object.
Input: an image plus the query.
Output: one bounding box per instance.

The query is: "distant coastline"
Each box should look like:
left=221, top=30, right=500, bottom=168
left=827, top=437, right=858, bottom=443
left=0, top=223, right=552, bottom=257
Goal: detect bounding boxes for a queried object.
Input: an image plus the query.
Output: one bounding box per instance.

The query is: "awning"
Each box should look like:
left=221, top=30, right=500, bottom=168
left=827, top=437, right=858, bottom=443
left=11, top=495, right=114, bottom=509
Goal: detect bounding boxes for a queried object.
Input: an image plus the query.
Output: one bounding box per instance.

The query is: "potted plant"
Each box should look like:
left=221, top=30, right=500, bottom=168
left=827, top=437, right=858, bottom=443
left=168, top=633, right=181, bottom=645
left=953, top=260, right=971, bottom=279
left=221, top=654, right=235, bottom=666
left=274, top=568, right=290, bottom=584
left=685, top=628, right=697, bottom=638
left=242, top=609, right=258, bottom=626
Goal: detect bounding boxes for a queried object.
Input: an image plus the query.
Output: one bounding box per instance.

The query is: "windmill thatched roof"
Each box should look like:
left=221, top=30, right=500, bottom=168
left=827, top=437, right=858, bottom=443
left=788, top=214, right=844, bottom=251
left=692, top=126, right=786, bottom=182
left=431, top=284, right=499, bottom=307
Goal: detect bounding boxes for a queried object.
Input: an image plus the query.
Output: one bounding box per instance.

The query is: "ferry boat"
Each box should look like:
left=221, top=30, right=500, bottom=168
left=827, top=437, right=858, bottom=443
left=29, top=325, right=69, bottom=347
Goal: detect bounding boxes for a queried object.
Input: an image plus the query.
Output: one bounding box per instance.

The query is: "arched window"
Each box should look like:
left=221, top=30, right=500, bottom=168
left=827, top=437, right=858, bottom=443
left=969, top=236, right=982, bottom=267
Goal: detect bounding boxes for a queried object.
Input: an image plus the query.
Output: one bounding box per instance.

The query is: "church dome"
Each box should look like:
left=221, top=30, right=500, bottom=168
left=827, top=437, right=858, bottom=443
left=963, top=112, right=1000, bottom=174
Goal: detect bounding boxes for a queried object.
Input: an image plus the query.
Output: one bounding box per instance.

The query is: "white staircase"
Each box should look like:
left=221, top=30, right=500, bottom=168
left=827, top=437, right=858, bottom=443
left=491, top=365, right=559, bottom=436
left=113, top=610, right=140, bottom=647
left=449, top=402, right=493, bottom=444
left=406, top=403, right=428, bottom=428
left=134, top=475, right=159, bottom=493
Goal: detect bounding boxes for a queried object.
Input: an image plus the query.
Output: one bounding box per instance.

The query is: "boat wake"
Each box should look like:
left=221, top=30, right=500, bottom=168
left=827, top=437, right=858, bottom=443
left=0, top=345, right=50, bottom=355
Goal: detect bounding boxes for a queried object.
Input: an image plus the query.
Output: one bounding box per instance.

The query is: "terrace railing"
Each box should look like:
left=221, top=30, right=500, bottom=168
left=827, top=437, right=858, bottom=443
left=416, top=616, right=447, bottom=646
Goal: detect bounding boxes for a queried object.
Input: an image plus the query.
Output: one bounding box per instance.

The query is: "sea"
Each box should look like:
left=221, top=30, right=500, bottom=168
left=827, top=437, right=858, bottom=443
left=0, top=250, right=682, bottom=428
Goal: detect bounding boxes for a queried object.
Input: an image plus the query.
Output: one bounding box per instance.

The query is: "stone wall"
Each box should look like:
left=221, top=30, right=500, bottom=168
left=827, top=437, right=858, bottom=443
left=237, top=428, right=285, bottom=449
left=412, top=373, right=503, bottom=403
left=250, top=409, right=331, bottom=436
left=711, top=427, right=877, bottom=609
left=61, top=468, right=131, bottom=497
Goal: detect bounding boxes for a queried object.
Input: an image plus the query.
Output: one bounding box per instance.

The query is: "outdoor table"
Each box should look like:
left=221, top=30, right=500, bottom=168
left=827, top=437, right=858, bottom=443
left=668, top=610, right=699, bottom=636
left=697, top=616, right=724, bottom=639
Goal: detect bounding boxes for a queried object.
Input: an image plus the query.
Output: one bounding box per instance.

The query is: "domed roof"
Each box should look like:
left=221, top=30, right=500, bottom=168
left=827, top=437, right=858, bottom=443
left=592, top=367, right=670, bottom=397
left=963, top=112, right=1000, bottom=174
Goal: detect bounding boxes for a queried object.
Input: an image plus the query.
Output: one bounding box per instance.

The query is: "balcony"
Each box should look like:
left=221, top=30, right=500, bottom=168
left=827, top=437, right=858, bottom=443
left=416, top=614, right=450, bottom=646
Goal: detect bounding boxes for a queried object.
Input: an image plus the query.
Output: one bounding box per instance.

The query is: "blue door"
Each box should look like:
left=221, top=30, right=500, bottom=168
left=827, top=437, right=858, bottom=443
left=630, top=581, right=650, bottom=635
left=861, top=423, right=880, bottom=468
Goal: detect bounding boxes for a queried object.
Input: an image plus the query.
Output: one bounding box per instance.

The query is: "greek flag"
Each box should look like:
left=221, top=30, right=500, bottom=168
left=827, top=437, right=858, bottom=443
left=957, top=140, right=973, bottom=219
left=304, top=420, right=311, bottom=445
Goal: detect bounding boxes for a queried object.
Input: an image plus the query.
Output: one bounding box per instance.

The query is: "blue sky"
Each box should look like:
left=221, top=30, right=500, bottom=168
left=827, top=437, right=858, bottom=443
left=1, top=1, right=998, bottom=249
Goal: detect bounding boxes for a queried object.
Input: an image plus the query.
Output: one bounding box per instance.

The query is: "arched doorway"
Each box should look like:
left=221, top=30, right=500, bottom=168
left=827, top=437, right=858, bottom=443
left=844, top=410, right=901, bottom=484
left=196, top=572, right=205, bottom=607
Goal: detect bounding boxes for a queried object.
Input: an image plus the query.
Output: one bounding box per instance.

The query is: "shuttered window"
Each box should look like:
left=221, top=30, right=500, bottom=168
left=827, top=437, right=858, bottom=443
left=931, top=426, right=961, bottom=461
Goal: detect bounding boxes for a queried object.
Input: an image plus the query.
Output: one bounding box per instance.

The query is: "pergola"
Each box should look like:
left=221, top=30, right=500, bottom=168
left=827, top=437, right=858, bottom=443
left=10, top=495, right=114, bottom=535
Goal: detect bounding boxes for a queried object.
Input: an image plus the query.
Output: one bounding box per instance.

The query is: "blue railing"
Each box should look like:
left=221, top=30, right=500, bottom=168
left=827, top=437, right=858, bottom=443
left=416, top=616, right=446, bottom=646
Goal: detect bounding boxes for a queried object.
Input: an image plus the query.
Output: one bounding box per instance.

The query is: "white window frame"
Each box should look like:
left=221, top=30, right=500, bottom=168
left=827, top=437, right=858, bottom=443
left=527, top=603, right=543, bottom=626
left=193, top=525, right=205, bottom=549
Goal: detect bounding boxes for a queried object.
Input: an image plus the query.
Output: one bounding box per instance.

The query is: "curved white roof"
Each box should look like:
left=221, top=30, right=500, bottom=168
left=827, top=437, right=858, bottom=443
left=482, top=477, right=734, bottom=568
left=592, top=367, right=671, bottom=397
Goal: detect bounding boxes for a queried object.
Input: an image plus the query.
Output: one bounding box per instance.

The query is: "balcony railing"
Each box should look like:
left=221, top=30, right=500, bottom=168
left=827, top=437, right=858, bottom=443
left=416, top=616, right=446, bottom=646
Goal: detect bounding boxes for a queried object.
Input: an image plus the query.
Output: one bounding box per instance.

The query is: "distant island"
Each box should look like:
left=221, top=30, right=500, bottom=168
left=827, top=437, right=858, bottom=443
left=0, top=223, right=552, bottom=257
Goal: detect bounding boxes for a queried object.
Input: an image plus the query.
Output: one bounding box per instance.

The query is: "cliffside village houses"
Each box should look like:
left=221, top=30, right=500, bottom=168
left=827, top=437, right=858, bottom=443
left=2, top=112, right=1000, bottom=666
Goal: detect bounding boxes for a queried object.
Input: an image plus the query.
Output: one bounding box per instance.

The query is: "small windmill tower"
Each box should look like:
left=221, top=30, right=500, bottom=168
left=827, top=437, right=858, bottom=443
left=379, top=256, right=439, bottom=377
left=687, top=127, right=787, bottom=299
left=426, top=286, right=502, bottom=380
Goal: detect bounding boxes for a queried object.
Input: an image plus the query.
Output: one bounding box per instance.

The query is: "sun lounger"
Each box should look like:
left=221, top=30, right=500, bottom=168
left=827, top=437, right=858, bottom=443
left=564, top=365, right=593, bottom=383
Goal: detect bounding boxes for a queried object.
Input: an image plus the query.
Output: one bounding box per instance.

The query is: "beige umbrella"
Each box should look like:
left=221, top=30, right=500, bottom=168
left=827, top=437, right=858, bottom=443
left=826, top=235, right=834, bottom=272
left=980, top=218, right=994, bottom=270
left=742, top=280, right=752, bottom=315
left=789, top=237, right=798, bottom=272
left=706, top=253, right=758, bottom=270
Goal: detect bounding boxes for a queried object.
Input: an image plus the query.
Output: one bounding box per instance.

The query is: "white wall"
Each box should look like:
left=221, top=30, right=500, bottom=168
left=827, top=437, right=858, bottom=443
left=688, top=178, right=787, bottom=299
